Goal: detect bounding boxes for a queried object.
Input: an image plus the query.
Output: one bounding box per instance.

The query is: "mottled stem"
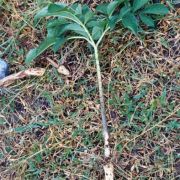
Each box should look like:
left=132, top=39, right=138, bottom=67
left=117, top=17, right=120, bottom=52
left=94, top=47, right=110, bottom=158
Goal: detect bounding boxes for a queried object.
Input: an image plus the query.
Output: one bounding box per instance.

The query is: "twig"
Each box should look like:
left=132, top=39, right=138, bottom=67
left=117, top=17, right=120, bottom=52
left=0, top=68, right=45, bottom=87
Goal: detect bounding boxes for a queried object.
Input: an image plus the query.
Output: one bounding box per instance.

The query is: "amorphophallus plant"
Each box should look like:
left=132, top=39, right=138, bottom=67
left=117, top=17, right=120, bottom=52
left=26, top=0, right=169, bottom=178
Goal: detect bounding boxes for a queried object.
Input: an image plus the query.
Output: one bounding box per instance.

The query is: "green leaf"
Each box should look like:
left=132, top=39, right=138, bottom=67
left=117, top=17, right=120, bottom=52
left=52, top=37, right=66, bottom=52
left=109, top=15, right=119, bottom=30
left=82, top=4, right=91, bottom=13
left=122, top=13, right=139, bottom=34
left=105, top=0, right=127, bottom=16
left=25, top=37, right=56, bottom=64
left=75, top=4, right=94, bottom=24
left=82, top=5, right=94, bottom=24
left=34, top=6, right=81, bottom=25
left=124, top=0, right=131, bottom=7
left=47, top=21, right=88, bottom=38
left=34, top=4, right=68, bottom=22
left=132, top=0, right=149, bottom=12
left=107, top=1, right=119, bottom=16
left=47, top=19, right=67, bottom=28
left=46, top=19, right=69, bottom=38
left=75, top=4, right=82, bottom=15
left=84, top=11, right=94, bottom=24
left=62, top=23, right=88, bottom=37
left=34, top=6, right=49, bottom=21
left=140, top=14, right=155, bottom=27
left=96, top=3, right=108, bottom=15
left=119, top=5, right=131, bottom=19
left=92, top=26, right=103, bottom=40
left=142, top=4, right=169, bottom=15
left=87, top=19, right=107, bottom=30
left=48, top=3, right=67, bottom=13
left=47, top=24, right=69, bottom=38
left=115, top=0, right=125, bottom=4
left=47, top=27, right=58, bottom=38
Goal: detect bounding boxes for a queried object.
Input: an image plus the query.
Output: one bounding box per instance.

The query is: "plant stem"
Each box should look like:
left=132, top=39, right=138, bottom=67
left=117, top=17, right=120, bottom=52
left=94, top=46, right=110, bottom=158
left=96, top=27, right=110, bottom=47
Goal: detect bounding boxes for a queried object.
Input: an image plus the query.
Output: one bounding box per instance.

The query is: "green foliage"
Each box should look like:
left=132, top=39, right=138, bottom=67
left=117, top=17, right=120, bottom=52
left=25, top=0, right=169, bottom=64
left=140, top=13, right=155, bottom=27
left=142, top=3, right=169, bottom=15
left=132, top=0, right=149, bottom=12
left=26, top=37, right=56, bottom=64
left=122, top=13, right=139, bottom=34
left=119, top=5, right=131, bottom=19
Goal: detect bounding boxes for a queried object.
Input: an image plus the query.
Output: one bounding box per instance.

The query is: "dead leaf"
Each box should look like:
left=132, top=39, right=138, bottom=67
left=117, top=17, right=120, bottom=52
left=58, top=65, right=70, bottom=76
left=46, top=58, right=70, bottom=76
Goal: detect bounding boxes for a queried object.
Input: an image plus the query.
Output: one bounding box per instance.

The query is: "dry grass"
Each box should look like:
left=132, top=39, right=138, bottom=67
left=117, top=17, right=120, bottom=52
left=0, top=0, right=180, bottom=179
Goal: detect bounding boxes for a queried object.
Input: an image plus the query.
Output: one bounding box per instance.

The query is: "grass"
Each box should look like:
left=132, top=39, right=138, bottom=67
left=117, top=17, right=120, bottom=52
left=0, top=0, right=180, bottom=179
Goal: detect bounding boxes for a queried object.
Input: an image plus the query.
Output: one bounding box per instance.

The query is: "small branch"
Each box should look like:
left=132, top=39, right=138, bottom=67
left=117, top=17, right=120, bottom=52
left=0, top=68, right=45, bottom=87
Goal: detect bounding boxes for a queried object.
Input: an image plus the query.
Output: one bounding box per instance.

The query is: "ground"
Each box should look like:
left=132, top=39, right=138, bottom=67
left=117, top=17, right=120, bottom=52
left=0, top=0, right=180, bottom=179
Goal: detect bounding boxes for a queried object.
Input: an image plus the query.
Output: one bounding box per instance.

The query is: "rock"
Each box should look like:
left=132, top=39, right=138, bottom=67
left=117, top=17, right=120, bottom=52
left=0, top=59, right=9, bottom=80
